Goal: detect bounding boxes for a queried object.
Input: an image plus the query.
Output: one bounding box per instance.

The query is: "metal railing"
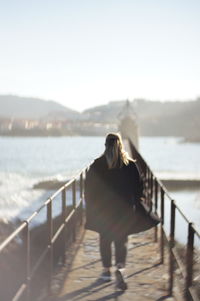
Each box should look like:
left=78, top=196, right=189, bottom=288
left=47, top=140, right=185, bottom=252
left=0, top=169, right=85, bottom=301
left=1, top=140, right=199, bottom=301
left=129, top=139, right=200, bottom=301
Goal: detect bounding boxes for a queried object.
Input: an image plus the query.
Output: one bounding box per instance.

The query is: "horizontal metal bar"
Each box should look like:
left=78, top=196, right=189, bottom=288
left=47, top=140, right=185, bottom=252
left=64, top=177, right=76, bottom=188
left=152, top=176, right=200, bottom=237
left=2, top=145, right=200, bottom=301
left=156, top=178, right=173, bottom=199
left=52, top=198, right=83, bottom=244
left=64, top=208, right=76, bottom=224
left=12, top=283, right=27, bottom=301
left=175, top=204, right=192, bottom=224
left=26, top=211, right=40, bottom=223
left=30, top=247, right=49, bottom=280
left=130, top=139, right=200, bottom=299
left=50, top=185, right=66, bottom=200
left=171, top=247, right=186, bottom=278
left=25, top=197, right=53, bottom=223
left=52, top=223, right=65, bottom=245
left=192, top=225, right=200, bottom=238
left=26, top=200, right=84, bottom=283
left=0, top=222, right=27, bottom=252
left=189, top=286, right=200, bottom=301
left=42, top=170, right=85, bottom=205
left=25, top=199, right=51, bottom=223
left=44, top=197, right=52, bottom=206
left=76, top=198, right=82, bottom=208
left=43, top=170, right=84, bottom=201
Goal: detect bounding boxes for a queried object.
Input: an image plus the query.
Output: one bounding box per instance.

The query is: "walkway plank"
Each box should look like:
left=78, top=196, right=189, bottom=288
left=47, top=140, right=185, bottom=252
left=52, top=229, right=176, bottom=301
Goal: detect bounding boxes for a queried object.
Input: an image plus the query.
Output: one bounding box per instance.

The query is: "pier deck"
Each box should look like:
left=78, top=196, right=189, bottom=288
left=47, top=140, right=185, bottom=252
left=50, top=229, right=177, bottom=301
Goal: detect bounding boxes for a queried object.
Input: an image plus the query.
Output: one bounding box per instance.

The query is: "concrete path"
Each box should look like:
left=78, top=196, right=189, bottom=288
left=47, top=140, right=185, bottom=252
left=51, top=229, right=176, bottom=301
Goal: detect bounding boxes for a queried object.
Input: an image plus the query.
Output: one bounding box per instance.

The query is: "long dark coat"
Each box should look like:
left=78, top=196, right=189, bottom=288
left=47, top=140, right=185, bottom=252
left=84, top=155, right=143, bottom=239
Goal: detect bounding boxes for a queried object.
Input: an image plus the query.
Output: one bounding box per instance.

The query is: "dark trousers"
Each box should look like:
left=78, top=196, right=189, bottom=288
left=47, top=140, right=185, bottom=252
left=99, top=234, right=128, bottom=268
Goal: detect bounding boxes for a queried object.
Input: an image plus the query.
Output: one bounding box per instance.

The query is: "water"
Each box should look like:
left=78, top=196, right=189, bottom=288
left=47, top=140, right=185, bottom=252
left=0, top=137, right=105, bottom=222
left=139, top=136, right=200, bottom=179
left=139, top=137, right=200, bottom=242
left=0, top=136, right=200, bottom=233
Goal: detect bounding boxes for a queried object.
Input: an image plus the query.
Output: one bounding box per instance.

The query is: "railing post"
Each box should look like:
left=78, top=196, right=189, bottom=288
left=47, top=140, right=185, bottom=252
left=147, top=168, right=150, bottom=206
left=154, top=179, right=158, bottom=242
left=47, top=199, right=53, bottom=294
left=144, top=167, right=149, bottom=206
left=79, top=173, right=83, bottom=225
left=148, top=169, right=153, bottom=208
left=73, top=180, right=76, bottom=209
left=150, top=172, right=154, bottom=203
left=61, top=188, right=66, bottom=264
left=185, top=223, right=194, bottom=299
left=24, top=222, right=30, bottom=301
left=169, top=200, right=176, bottom=295
left=160, top=187, right=165, bottom=264
left=72, top=180, right=76, bottom=241
left=80, top=173, right=83, bottom=199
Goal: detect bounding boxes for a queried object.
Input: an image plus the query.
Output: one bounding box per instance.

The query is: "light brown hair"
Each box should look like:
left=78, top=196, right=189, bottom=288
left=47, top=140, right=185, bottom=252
left=104, top=133, right=131, bottom=169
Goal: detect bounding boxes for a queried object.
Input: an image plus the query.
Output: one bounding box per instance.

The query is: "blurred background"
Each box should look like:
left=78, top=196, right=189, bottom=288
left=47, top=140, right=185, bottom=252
left=0, top=0, right=200, bottom=233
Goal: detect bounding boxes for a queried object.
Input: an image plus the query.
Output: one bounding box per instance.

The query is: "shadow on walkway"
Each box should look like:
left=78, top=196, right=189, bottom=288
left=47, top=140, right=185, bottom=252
left=51, top=262, right=167, bottom=301
left=50, top=230, right=176, bottom=301
left=53, top=277, right=125, bottom=301
left=127, top=262, right=161, bottom=279
left=128, top=241, right=151, bottom=251
left=70, top=259, right=100, bottom=273
left=156, top=296, right=173, bottom=301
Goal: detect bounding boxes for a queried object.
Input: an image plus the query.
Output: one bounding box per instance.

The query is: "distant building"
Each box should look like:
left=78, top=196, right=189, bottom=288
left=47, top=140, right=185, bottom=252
left=118, top=100, right=139, bottom=149
left=0, top=118, right=13, bottom=131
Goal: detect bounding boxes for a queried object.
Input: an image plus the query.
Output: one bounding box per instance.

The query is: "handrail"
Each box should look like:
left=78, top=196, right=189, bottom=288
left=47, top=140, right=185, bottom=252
left=1, top=140, right=199, bottom=301
left=0, top=167, right=87, bottom=301
left=0, top=222, right=27, bottom=252
left=128, top=138, right=200, bottom=301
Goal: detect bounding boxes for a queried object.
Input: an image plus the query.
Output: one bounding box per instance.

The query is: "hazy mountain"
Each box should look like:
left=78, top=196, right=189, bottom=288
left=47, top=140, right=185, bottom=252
left=0, top=95, right=80, bottom=119
left=1, top=94, right=200, bottom=140
left=82, top=98, right=200, bottom=139
left=82, top=101, right=126, bottom=122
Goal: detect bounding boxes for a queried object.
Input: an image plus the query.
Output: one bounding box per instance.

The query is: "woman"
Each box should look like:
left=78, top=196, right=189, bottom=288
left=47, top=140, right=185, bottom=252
left=84, top=133, right=143, bottom=290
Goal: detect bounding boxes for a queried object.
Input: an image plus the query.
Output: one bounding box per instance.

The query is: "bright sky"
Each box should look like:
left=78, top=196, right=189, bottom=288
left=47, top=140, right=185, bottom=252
left=0, top=0, right=200, bottom=112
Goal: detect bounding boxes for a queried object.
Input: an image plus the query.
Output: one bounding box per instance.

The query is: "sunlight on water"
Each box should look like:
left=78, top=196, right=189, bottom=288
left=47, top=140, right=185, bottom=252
left=0, top=136, right=200, bottom=232
left=0, top=137, right=104, bottom=222
left=139, top=136, right=200, bottom=178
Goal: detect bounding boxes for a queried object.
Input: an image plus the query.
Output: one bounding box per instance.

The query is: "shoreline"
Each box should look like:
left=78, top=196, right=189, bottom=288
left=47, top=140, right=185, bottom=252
left=32, top=178, right=200, bottom=190
left=1, top=133, right=200, bottom=143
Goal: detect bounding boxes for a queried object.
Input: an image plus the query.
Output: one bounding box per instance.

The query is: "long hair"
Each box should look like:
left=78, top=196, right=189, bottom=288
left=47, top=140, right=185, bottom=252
left=104, top=133, right=131, bottom=169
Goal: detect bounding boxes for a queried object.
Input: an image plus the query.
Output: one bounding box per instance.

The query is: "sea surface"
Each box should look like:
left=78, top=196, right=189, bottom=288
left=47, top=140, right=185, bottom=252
left=0, top=136, right=200, bottom=239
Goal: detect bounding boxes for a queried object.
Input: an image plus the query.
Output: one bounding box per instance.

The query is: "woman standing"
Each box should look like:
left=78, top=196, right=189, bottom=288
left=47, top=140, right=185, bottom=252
left=84, top=133, right=143, bottom=290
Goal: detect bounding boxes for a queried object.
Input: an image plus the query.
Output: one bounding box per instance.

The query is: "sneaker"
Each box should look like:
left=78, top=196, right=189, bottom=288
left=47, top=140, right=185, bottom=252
left=115, top=269, right=127, bottom=290
left=100, top=270, right=112, bottom=282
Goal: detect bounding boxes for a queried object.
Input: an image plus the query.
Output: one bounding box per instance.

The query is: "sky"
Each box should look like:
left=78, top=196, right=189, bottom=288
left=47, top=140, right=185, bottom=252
left=0, top=0, right=200, bottom=112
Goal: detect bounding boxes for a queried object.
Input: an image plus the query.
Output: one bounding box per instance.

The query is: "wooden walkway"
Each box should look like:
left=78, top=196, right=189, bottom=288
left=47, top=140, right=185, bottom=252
left=49, top=229, right=177, bottom=301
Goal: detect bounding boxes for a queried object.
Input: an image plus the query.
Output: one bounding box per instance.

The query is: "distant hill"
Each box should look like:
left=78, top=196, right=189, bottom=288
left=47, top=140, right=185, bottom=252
left=0, top=95, right=80, bottom=119
left=83, top=98, right=200, bottom=140
left=82, top=101, right=126, bottom=122
left=1, top=94, right=200, bottom=140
